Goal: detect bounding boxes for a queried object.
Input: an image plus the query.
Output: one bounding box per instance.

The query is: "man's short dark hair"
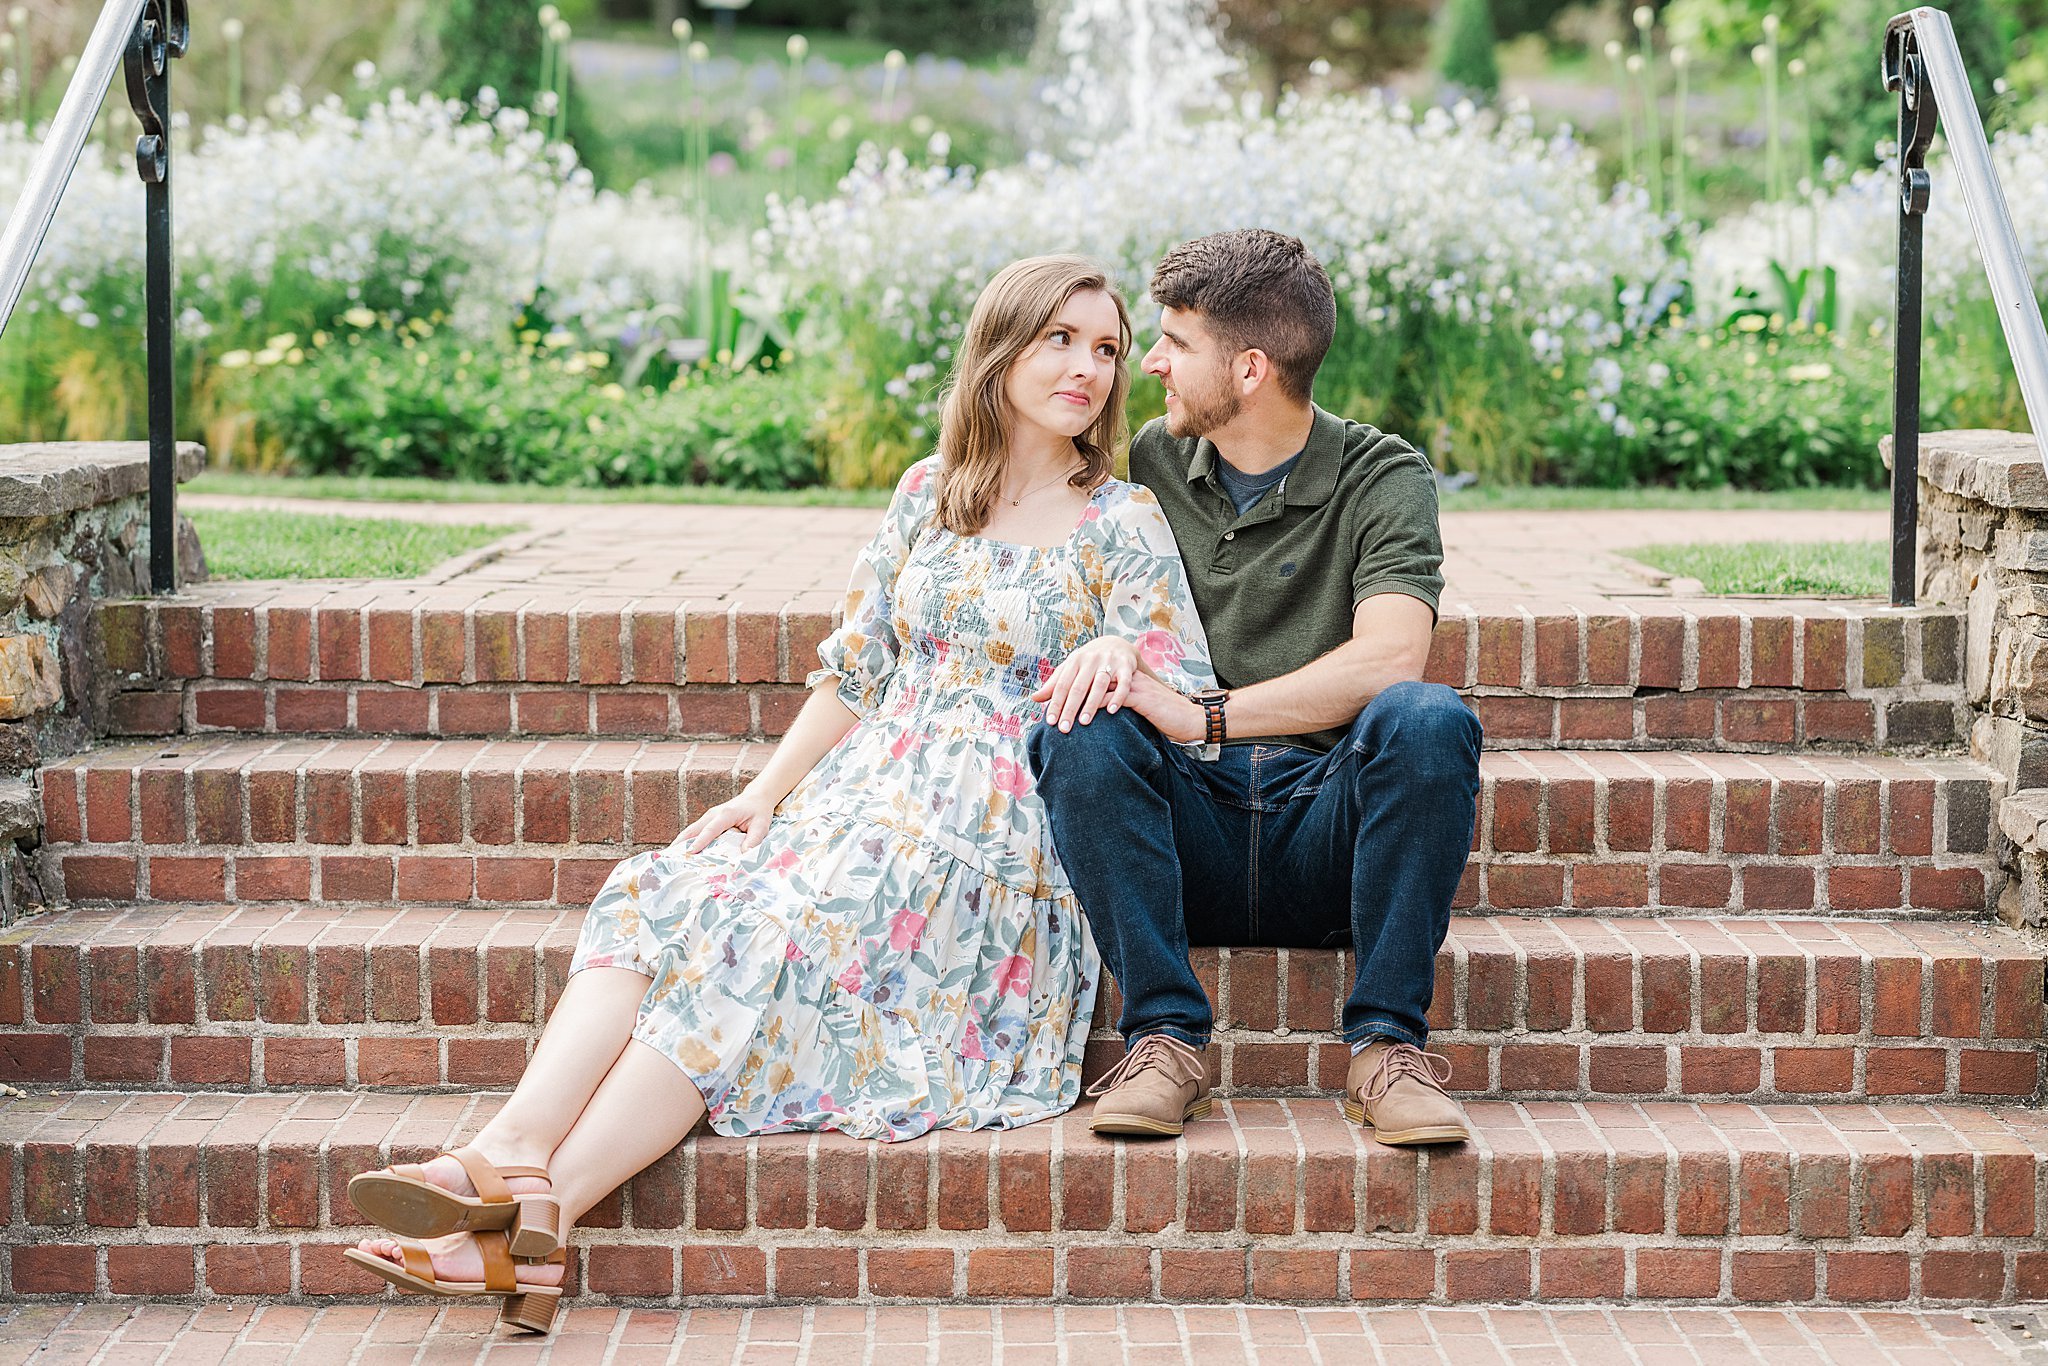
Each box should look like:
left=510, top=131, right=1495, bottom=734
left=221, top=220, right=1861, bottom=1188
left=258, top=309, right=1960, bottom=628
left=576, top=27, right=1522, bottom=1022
left=1149, top=229, right=1337, bottom=402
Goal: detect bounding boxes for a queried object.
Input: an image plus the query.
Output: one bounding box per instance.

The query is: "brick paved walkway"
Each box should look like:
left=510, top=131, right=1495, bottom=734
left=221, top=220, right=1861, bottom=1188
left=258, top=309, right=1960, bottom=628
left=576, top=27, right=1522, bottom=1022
left=0, top=1302, right=2035, bottom=1363
left=183, top=494, right=1886, bottom=607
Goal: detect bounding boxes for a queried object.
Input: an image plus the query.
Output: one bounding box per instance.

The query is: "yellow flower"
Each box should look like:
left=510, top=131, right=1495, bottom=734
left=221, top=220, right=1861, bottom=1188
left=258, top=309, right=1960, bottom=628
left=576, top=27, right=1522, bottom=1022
left=342, top=307, right=377, bottom=328
left=265, top=332, right=298, bottom=351
left=217, top=349, right=252, bottom=368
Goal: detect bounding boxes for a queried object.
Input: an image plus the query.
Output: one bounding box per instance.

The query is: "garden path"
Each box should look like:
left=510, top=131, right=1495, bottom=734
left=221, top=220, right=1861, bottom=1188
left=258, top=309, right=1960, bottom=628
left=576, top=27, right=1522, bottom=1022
left=0, top=1301, right=2036, bottom=1363
left=181, top=491, right=1886, bottom=606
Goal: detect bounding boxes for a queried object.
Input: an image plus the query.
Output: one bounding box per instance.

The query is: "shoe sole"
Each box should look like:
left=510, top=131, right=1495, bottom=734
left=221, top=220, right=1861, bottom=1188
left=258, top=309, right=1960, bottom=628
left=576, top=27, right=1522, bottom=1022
left=1342, top=1099, right=1470, bottom=1145
left=348, top=1173, right=563, bottom=1259
left=1090, top=1095, right=1212, bottom=1137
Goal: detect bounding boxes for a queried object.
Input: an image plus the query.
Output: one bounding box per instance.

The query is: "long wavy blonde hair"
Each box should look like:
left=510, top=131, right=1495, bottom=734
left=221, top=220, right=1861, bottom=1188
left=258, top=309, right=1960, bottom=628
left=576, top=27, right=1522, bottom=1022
left=933, top=255, right=1133, bottom=536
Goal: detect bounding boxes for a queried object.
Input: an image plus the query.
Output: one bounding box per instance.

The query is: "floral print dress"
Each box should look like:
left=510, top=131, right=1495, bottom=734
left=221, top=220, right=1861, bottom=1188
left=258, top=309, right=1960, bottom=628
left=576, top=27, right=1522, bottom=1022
left=570, top=455, right=1215, bottom=1141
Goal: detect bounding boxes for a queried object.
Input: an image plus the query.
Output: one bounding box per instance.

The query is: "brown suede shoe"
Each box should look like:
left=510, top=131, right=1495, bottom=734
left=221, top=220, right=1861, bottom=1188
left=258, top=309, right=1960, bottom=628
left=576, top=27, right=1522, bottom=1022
left=1087, top=1034, right=1212, bottom=1137
left=1343, top=1039, right=1471, bottom=1145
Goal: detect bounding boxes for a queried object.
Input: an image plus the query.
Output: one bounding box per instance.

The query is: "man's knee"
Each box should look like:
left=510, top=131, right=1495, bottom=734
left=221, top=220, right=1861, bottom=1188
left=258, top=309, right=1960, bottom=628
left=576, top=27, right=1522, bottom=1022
left=1026, top=705, right=1163, bottom=791
left=1350, top=681, right=1481, bottom=773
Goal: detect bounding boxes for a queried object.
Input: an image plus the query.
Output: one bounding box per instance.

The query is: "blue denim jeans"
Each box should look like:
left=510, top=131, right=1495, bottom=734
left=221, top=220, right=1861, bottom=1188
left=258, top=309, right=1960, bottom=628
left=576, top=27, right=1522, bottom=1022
left=1027, top=680, right=1482, bottom=1051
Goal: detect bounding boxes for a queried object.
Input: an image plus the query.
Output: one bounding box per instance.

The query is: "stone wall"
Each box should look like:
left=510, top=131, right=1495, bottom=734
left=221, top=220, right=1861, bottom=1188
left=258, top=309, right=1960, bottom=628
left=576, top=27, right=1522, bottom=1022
left=1909, top=429, right=2048, bottom=925
left=0, top=442, right=205, bottom=918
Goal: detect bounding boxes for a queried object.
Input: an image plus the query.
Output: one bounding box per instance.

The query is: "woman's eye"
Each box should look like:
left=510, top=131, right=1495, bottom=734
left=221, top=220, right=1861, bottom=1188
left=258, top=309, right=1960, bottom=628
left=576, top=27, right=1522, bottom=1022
left=1096, top=344, right=1118, bottom=359
left=1048, top=329, right=1071, bottom=346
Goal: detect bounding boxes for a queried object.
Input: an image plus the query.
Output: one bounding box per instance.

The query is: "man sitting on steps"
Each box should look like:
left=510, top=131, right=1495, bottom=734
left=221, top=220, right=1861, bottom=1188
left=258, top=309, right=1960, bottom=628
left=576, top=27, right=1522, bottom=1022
left=1028, top=228, right=1483, bottom=1145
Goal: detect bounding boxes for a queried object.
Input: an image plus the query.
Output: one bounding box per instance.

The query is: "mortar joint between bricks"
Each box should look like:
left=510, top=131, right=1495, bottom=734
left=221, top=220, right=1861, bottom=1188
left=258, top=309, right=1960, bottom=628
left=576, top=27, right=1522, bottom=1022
left=726, top=602, right=746, bottom=687
left=1516, top=606, right=1537, bottom=692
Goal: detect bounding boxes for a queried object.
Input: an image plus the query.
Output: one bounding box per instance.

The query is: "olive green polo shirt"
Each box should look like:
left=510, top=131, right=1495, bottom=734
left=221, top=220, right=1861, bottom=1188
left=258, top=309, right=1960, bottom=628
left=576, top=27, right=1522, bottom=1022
left=1130, top=405, right=1445, bottom=752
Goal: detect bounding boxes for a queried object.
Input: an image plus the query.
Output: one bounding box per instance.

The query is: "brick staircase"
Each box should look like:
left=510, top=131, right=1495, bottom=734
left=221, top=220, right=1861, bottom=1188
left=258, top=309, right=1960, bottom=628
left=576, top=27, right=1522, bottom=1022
left=4, top=583, right=2045, bottom=1310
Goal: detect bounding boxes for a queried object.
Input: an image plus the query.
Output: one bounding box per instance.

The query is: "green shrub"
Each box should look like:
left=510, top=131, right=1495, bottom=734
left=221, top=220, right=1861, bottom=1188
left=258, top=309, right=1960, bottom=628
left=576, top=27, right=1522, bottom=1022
left=1541, top=318, right=1894, bottom=488
left=1805, top=0, right=2007, bottom=164
left=240, top=325, right=826, bottom=490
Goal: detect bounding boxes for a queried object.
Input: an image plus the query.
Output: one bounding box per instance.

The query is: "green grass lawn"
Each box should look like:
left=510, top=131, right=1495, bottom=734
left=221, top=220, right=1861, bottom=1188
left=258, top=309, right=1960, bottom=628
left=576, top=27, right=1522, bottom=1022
left=190, top=509, right=518, bottom=580
left=187, top=471, right=1886, bottom=515
left=1438, top=485, right=1889, bottom=512
left=1621, top=540, right=1888, bottom=596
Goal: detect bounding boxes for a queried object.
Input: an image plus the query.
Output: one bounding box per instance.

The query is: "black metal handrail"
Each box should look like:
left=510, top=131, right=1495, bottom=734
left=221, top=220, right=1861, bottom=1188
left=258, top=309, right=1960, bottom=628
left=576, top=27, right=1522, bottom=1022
left=0, top=0, right=187, bottom=591
left=1885, top=7, right=2048, bottom=606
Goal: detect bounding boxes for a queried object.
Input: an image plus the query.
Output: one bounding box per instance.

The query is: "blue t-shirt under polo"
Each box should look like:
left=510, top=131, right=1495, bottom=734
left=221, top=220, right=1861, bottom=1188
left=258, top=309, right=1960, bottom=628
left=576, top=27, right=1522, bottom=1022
left=1215, top=450, right=1303, bottom=515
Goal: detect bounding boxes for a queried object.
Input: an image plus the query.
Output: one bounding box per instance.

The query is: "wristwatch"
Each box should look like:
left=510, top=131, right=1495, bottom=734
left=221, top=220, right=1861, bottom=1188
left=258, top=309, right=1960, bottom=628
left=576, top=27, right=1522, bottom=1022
left=1188, top=687, right=1229, bottom=761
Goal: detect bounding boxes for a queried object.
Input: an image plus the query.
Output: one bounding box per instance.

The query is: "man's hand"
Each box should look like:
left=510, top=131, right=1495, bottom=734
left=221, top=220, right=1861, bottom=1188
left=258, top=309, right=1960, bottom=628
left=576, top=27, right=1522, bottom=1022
left=1032, top=637, right=1142, bottom=732
left=1119, top=671, right=1206, bottom=745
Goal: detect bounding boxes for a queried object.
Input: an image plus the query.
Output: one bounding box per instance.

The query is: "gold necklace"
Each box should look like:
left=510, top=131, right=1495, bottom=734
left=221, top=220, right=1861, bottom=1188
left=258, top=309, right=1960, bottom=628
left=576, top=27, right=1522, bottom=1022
left=1002, top=463, right=1083, bottom=507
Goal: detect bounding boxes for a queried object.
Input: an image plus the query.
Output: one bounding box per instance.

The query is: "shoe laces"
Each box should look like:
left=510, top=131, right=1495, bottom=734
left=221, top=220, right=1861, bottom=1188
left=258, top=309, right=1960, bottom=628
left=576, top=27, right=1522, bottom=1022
left=1086, top=1033, right=1205, bottom=1099
left=1358, top=1043, right=1454, bottom=1105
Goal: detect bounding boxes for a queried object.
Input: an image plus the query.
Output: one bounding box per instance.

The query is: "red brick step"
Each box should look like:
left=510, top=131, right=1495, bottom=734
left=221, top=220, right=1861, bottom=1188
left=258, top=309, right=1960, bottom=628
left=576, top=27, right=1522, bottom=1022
left=37, top=741, right=2006, bottom=917
left=3, top=908, right=2036, bottom=1104
left=6, top=1089, right=2045, bottom=1307
left=95, top=590, right=1967, bottom=752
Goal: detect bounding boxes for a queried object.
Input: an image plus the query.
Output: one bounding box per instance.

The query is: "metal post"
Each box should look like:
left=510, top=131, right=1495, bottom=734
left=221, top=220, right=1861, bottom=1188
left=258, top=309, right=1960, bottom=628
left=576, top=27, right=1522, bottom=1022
left=123, top=0, right=187, bottom=593
left=1884, top=25, right=1937, bottom=609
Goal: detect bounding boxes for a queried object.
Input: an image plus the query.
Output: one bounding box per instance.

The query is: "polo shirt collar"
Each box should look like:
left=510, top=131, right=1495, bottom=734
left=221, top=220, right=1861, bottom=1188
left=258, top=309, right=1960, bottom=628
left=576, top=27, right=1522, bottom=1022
left=1181, top=404, right=1347, bottom=508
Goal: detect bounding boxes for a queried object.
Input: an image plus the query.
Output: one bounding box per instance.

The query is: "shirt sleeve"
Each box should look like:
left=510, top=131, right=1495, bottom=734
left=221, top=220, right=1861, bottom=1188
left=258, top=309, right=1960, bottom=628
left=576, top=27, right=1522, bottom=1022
left=1085, top=484, right=1217, bottom=695
left=807, top=457, right=935, bottom=716
left=1350, top=446, right=1446, bottom=618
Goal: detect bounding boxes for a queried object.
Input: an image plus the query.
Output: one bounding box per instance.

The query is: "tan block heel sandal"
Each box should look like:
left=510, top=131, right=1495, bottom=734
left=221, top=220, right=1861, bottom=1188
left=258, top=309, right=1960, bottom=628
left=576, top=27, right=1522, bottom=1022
left=343, top=1231, right=566, bottom=1335
left=347, top=1146, right=562, bottom=1259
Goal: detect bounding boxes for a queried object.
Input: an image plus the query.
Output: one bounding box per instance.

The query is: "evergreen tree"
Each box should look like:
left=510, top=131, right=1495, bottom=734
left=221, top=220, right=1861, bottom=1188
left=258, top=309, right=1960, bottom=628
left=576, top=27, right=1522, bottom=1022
left=1437, top=0, right=1501, bottom=98
left=424, top=0, right=613, bottom=181
left=433, top=0, right=548, bottom=110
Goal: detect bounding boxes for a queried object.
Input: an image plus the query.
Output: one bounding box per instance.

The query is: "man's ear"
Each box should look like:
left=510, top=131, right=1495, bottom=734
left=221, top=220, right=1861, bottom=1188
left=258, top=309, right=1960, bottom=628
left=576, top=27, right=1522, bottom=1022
left=1236, top=348, right=1274, bottom=397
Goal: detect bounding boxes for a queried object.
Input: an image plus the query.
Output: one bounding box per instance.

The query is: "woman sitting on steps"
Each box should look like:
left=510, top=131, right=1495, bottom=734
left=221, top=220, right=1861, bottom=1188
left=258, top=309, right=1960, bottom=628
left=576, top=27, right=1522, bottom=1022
left=335, top=254, right=1215, bottom=1333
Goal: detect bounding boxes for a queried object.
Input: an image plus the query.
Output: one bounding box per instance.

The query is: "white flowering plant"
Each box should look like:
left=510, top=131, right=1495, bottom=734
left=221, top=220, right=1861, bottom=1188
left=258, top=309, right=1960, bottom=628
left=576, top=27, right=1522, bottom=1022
left=0, top=86, right=727, bottom=447
left=767, top=93, right=1683, bottom=486
left=1693, top=125, right=2048, bottom=333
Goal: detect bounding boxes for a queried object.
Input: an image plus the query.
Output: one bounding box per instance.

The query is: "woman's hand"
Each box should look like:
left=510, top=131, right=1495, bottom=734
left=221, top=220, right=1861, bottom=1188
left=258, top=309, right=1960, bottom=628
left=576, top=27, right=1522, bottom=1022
left=1031, top=637, right=1143, bottom=732
left=680, top=787, right=781, bottom=854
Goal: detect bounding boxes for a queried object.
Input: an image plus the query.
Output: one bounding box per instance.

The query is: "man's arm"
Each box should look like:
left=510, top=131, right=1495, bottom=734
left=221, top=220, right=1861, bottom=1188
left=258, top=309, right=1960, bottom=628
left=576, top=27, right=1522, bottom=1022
left=1126, top=592, right=1436, bottom=745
